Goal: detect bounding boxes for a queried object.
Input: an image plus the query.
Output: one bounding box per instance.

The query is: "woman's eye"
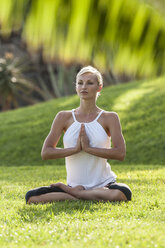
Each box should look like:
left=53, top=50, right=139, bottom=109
left=78, top=82, right=83, bottom=85
left=88, top=82, right=94, bottom=84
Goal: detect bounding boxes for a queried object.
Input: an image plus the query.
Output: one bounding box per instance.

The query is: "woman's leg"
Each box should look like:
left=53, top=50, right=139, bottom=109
left=67, top=187, right=128, bottom=201
left=105, top=182, right=132, bottom=201
left=51, top=183, right=129, bottom=202
left=27, top=188, right=126, bottom=204
left=72, top=182, right=132, bottom=202
left=28, top=192, right=78, bottom=204
left=25, top=185, right=76, bottom=204
left=26, top=183, right=131, bottom=204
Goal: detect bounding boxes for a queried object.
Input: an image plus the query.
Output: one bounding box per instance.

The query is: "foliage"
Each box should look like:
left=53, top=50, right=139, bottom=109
left=140, top=0, right=165, bottom=14
left=0, top=164, right=164, bottom=247
left=0, top=76, right=164, bottom=166
left=0, top=53, right=45, bottom=111
left=34, top=62, right=78, bottom=100
left=0, top=0, right=165, bottom=77
left=46, top=63, right=79, bottom=97
left=0, top=52, right=79, bottom=110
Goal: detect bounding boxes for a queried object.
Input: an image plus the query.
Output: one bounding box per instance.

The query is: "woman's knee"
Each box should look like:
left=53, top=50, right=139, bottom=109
left=25, top=189, right=48, bottom=204
left=25, top=190, right=34, bottom=204
left=108, top=183, right=132, bottom=201
left=25, top=186, right=66, bottom=203
left=109, top=189, right=128, bottom=201
left=27, top=195, right=44, bottom=204
left=116, top=190, right=128, bottom=201
left=25, top=186, right=51, bottom=203
left=27, top=196, right=35, bottom=204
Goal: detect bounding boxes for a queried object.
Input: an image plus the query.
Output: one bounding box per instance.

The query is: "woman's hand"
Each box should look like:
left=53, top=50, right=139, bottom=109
left=75, top=131, right=82, bottom=153
left=80, top=124, right=90, bottom=152
left=50, top=182, right=70, bottom=192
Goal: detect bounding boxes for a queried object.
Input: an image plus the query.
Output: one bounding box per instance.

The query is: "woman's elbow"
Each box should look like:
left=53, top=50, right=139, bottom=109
left=119, top=151, right=126, bottom=161
left=41, top=151, right=48, bottom=160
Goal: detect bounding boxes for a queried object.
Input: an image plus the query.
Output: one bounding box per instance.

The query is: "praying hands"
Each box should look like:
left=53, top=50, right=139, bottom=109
left=76, top=124, right=90, bottom=153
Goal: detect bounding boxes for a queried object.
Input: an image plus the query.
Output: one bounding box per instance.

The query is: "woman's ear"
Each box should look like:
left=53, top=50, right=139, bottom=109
left=98, top=85, right=103, bottom=92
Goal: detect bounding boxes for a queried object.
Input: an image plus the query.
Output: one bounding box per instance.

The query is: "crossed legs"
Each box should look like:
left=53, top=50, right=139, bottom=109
left=27, top=183, right=128, bottom=204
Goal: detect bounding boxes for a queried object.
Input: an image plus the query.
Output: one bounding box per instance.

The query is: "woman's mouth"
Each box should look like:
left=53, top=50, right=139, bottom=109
left=80, top=91, right=88, bottom=94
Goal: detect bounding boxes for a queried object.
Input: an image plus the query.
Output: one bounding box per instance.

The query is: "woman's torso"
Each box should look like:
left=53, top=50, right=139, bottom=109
left=63, top=109, right=117, bottom=189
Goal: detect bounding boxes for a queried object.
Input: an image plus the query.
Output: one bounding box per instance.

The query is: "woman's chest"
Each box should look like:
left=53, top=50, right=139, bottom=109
left=63, top=122, right=110, bottom=148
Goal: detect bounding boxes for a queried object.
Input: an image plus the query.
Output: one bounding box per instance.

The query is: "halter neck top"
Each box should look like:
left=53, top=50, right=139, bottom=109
left=63, top=109, right=117, bottom=189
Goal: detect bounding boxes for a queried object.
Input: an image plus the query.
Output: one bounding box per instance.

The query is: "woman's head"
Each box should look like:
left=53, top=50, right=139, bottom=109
left=76, top=66, right=103, bottom=99
left=76, top=66, right=103, bottom=87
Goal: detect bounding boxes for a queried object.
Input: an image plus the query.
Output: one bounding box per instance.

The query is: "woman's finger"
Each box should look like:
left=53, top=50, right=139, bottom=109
left=81, top=124, right=85, bottom=132
left=79, top=128, right=83, bottom=136
left=80, top=124, right=84, bottom=135
left=81, top=124, right=84, bottom=130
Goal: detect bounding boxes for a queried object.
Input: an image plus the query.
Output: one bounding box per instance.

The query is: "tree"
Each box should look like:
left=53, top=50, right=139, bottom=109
left=0, top=0, right=165, bottom=77
left=0, top=54, right=44, bottom=111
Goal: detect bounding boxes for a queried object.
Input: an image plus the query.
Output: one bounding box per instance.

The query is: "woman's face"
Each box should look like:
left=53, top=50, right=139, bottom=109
left=76, top=72, right=102, bottom=100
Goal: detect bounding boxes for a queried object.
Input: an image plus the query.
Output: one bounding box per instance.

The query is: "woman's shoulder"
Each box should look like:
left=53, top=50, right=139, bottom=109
left=51, top=110, right=73, bottom=131
left=101, top=111, right=121, bottom=127
left=102, top=110, right=119, bottom=119
left=55, top=110, right=73, bottom=121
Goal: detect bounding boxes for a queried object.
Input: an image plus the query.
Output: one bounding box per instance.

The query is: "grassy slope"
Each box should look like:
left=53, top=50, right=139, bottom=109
left=0, top=76, right=165, bottom=166
left=0, top=77, right=165, bottom=248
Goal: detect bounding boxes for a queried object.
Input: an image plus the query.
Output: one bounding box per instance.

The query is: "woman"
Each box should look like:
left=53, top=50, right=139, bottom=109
left=25, top=66, right=132, bottom=204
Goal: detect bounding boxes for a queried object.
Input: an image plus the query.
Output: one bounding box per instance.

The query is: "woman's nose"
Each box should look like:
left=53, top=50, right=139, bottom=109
left=82, top=83, right=87, bottom=88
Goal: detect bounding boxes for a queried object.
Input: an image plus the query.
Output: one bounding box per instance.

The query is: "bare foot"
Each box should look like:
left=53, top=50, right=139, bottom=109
left=50, top=183, right=85, bottom=193
left=72, top=185, right=85, bottom=191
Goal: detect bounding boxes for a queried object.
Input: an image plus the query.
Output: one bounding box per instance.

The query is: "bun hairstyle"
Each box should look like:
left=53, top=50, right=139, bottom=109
left=76, top=65, right=103, bottom=86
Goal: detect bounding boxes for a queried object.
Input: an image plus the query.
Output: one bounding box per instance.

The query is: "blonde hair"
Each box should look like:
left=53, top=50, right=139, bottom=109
left=76, top=65, right=103, bottom=86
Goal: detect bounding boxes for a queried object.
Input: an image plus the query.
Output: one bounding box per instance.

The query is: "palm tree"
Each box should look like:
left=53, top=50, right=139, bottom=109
left=0, top=0, right=165, bottom=78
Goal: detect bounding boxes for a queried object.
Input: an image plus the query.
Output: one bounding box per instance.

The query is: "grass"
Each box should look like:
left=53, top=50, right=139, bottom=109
left=0, top=76, right=165, bottom=247
left=0, top=164, right=164, bottom=248
left=0, top=76, right=165, bottom=166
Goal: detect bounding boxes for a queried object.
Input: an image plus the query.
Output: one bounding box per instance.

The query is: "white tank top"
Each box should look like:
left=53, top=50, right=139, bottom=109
left=63, top=109, right=117, bottom=189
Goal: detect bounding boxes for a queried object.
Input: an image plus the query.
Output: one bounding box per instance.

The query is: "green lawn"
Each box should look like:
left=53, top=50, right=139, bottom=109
left=0, top=164, right=164, bottom=248
left=0, top=76, right=165, bottom=247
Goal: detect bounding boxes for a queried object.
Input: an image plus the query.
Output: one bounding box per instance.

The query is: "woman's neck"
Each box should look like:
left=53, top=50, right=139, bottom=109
left=78, top=100, right=99, bottom=114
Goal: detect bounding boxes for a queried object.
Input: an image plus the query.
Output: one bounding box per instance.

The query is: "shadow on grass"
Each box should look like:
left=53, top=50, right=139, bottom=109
left=18, top=200, right=122, bottom=223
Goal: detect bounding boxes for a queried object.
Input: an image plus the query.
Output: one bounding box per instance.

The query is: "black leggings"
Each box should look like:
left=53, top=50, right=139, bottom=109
left=25, top=182, right=132, bottom=203
left=25, top=186, right=65, bottom=203
left=105, top=182, right=132, bottom=201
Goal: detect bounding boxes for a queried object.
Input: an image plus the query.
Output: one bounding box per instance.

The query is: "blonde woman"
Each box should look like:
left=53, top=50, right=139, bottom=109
left=26, top=66, right=132, bottom=204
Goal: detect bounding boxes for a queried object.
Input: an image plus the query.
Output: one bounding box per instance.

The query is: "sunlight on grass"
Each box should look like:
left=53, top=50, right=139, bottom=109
left=112, top=80, right=155, bottom=114
left=0, top=164, right=164, bottom=247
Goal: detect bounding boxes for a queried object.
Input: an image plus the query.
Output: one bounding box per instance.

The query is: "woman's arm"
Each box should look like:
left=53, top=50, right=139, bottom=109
left=41, top=111, right=81, bottom=160
left=81, top=112, right=126, bottom=161
left=84, top=147, right=125, bottom=161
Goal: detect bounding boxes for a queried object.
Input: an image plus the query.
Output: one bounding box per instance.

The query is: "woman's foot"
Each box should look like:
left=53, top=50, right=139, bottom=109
left=50, top=182, right=85, bottom=194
